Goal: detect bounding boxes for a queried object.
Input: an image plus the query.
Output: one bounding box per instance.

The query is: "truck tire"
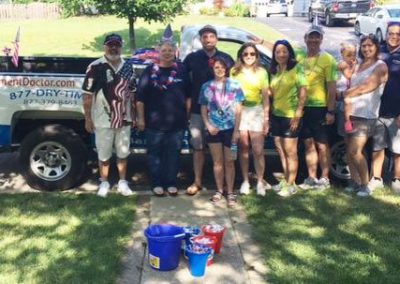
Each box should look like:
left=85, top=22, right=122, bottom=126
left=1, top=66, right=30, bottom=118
left=325, top=12, right=333, bottom=27
left=330, top=140, right=351, bottom=181
left=376, top=29, right=383, bottom=43
left=308, top=10, right=313, bottom=22
left=19, top=124, right=88, bottom=191
left=354, top=22, right=361, bottom=36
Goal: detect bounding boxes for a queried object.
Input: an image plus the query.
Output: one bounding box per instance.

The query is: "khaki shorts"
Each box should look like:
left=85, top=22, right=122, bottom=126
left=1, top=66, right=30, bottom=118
left=239, top=105, right=264, bottom=132
left=373, top=117, right=400, bottom=154
left=189, top=113, right=205, bottom=150
left=95, top=125, right=131, bottom=161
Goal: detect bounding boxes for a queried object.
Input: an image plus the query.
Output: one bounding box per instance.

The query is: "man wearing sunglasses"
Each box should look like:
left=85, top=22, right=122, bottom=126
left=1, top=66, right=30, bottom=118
left=183, top=25, right=234, bottom=196
left=370, top=22, right=400, bottom=194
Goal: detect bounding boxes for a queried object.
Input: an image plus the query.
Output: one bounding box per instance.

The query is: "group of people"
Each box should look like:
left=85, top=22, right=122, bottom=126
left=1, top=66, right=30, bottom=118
left=82, top=22, right=400, bottom=203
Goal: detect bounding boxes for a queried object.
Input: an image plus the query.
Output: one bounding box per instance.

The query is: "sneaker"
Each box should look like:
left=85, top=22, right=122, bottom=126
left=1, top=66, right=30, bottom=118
left=392, top=178, right=400, bottom=195
left=239, top=181, right=251, bottom=195
left=277, top=184, right=297, bottom=197
left=117, top=180, right=133, bottom=196
left=97, top=181, right=110, bottom=197
left=272, top=180, right=287, bottom=192
left=299, top=177, right=318, bottom=190
left=344, top=180, right=360, bottom=193
left=316, top=177, right=331, bottom=191
left=368, top=177, right=384, bottom=191
left=256, top=181, right=271, bottom=196
left=356, top=185, right=372, bottom=197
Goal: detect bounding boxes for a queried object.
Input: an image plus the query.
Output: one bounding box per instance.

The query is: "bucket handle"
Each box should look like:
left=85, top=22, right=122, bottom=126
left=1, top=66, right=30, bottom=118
left=174, top=233, right=185, bottom=238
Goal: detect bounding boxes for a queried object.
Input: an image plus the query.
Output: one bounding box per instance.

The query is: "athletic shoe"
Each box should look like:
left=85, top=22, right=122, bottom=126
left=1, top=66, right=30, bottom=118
left=239, top=181, right=251, bottom=195
left=392, top=178, right=400, bottom=195
left=316, top=177, right=331, bottom=191
left=256, top=181, right=271, bottom=196
left=356, top=185, right=372, bottom=197
left=97, top=181, right=110, bottom=197
left=368, top=177, right=384, bottom=191
left=277, top=184, right=297, bottom=197
left=272, top=180, right=287, bottom=192
left=344, top=180, right=360, bottom=193
left=299, top=177, right=318, bottom=190
left=117, top=180, right=133, bottom=196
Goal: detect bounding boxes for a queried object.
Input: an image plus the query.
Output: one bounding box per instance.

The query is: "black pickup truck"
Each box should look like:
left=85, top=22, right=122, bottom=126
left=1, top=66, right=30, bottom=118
left=308, top=0, right=374, bottom=27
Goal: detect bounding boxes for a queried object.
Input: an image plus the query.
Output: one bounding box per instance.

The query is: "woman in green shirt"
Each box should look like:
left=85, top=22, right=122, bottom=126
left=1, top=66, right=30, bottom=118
left=269, top=40, right=307, bottom=197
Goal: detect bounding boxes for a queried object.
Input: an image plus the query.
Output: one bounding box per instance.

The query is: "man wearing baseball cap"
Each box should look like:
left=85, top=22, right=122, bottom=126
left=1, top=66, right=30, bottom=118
left=298, top=24, right=337, bottom=191
left=183, top=25, right=235, bottom=196
left=82, top=33, right=136, bottom=197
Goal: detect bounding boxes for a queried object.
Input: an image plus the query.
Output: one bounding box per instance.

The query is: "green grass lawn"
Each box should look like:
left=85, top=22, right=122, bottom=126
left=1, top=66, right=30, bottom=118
left=241, top=188, right=400, bottom=284
left=0, top=15, right=281, bottom=58
left=0, top=193, right=137, bottom=284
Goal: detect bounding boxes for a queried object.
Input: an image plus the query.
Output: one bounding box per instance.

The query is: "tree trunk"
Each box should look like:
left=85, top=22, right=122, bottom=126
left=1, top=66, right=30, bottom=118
left=128, top=15, right=136, bottom=54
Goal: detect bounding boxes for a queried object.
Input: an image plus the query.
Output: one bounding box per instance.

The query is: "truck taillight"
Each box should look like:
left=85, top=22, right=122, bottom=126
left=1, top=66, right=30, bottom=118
left=369, top=1, right=375, bottom=9
left=333, top=3, right=339, bottom=12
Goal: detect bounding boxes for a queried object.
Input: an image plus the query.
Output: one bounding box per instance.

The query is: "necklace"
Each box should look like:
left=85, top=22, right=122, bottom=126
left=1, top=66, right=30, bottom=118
left=304, top=54, right=320, bottom=77
left=150, top=63, right=178, bottom=90
left=210, top=80, right=228, bottom=117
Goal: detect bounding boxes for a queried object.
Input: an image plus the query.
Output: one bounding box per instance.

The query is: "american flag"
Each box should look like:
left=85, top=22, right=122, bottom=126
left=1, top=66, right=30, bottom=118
left=11, top=27, right=20, bottom=68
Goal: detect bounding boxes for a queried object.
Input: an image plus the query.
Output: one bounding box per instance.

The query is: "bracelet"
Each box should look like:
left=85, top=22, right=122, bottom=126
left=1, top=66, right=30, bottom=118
left=261, top=39, right=264, bottom=44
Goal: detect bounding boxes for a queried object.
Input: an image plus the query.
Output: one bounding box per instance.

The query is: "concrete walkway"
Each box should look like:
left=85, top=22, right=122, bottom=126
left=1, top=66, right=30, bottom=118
left=118, top=192, right=268, bottom=284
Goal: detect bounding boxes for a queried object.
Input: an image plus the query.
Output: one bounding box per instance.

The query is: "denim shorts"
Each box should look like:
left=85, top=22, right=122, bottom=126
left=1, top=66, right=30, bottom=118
left=205, top=128, right=234, bottom=148
left=373, top=117, right=400, bottom=154
left=346, top=116, right=377, bottom=138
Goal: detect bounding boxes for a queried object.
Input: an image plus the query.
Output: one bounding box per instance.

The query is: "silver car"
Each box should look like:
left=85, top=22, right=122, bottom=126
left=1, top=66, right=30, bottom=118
left=266, top=0, right=288, bottom=17
left=355, top=5, right=400, bottom=43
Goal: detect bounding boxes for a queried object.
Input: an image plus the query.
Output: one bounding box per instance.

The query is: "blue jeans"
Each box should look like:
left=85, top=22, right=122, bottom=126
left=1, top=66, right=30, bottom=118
left=145, top=129, right=184, bottom=188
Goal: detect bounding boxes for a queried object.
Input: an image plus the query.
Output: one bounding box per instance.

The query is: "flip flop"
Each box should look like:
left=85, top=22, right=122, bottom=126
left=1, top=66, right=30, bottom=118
left=152, top=186, right=165, bottom=197
left=186, top=183, right=201, bottom=196
left=167, top=186, right=178, bottom=196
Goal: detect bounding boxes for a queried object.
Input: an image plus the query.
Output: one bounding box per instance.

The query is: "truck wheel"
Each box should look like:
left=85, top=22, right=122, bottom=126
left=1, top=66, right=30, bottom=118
left=308, top=10, right=313, bottom=22
left=325, top=12, right=333, bottom=27
left=330, top=140, right=351, bottom=181
left=376, top=29, right=383, bottom=43
left=19, top=125, right=88, bottom=191
left=354, top=22, right=361, bottom=36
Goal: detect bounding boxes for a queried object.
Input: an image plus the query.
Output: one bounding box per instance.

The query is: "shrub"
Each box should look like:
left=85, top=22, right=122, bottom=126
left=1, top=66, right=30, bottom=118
left=224, top=3, right=250, bottom=17
left=199, top=7, right=218, bottom=15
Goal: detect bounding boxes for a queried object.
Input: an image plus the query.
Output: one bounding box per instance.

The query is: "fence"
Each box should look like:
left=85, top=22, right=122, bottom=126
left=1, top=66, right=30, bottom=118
left=0, top=3, right=60, bottom=20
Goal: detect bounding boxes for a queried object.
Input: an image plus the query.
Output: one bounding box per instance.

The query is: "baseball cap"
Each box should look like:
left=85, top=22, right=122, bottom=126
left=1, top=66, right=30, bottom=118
left=104, top=33, right=123, bottom=46
left=305, top=25, right=324, bottom=37
left=199, top=25, right=217, bottom=36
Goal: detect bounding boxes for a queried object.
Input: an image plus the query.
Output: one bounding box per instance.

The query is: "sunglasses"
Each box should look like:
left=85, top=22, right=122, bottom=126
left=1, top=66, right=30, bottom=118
left=360, top=33, right=378, bottom=41
left=242, top=52, right=256, bottom=57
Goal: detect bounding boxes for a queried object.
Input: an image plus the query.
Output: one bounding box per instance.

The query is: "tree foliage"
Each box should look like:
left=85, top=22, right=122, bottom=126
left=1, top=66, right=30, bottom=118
left=94, top=0, right=187, bottom=52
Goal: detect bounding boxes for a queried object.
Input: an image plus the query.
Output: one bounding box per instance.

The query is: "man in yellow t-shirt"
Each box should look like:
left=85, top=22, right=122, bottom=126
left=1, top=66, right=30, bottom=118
left=298, top=25, right=337, bottom=190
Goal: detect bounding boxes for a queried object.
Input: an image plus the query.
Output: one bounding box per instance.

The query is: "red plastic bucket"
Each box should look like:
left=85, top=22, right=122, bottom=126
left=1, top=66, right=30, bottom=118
left=202, top=224, right=226, bottom=254
left=191, top=235, right=217, bottom=265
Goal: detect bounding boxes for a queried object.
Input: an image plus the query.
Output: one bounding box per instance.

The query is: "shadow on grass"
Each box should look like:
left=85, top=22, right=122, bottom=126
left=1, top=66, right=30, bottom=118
left=241, top=189, right=400, bottom=284
left=81, top=27, right=182, bottom=55
left=0, top=193, right=137, bottom=283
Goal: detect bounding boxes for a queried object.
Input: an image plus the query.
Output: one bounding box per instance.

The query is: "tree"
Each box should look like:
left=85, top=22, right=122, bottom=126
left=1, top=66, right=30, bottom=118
left=94, top=0, right=187, bottom=53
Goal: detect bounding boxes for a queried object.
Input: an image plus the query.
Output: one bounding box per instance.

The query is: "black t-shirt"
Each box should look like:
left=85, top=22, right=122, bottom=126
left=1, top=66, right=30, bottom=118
left=380, top=45, right=400, bottom=118
left=136, top=62, right=190, bottom=131
left=183, top=49, right=234, bottom=114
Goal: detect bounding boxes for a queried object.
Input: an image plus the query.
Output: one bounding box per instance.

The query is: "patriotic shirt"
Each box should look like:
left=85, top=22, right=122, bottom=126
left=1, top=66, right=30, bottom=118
left=82, top=56, right=136, bottom=129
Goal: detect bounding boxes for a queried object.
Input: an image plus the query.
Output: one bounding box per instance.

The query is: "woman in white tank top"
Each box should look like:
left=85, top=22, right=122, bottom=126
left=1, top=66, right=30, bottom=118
left=343, top=34, right=388, bottom=197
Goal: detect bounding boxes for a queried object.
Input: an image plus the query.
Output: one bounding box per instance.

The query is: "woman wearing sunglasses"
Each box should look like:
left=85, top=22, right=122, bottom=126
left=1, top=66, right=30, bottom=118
left=344, top=34, right=388, bottom=197
left=230, top=43, right=271, bottom=196
left=269, top=40, right=307, bottom=197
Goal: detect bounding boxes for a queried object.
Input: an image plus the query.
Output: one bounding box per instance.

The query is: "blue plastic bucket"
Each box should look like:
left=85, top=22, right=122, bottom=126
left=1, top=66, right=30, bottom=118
left=182, top=226, right=201, bottom=258
left=185, top=244, right=212, bottom=277
left=144, top=224, right=185, bottom=271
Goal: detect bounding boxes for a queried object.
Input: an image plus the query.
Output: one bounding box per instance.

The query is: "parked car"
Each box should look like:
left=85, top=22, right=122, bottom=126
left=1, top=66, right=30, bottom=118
left=354, top=5, right=400, bottom=43
left=266, top=0, right=288, bottom=17
left=308, top=0, right=374, bottom=27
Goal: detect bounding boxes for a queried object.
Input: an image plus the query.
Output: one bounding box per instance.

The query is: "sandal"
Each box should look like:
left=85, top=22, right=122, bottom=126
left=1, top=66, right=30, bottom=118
left=210, top=191, right=223, bottom=203
left=227, top=193, right=237, bottom=208
left=186, top=183, right=201, bottom=196
left=167, top=186, right=178, bottom=196
left=152, top=186, right=165, bottom=197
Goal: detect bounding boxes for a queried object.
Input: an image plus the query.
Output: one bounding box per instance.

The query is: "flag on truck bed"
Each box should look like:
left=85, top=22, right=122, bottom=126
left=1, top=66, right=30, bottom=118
left=11, top=27, right=20, bottom=68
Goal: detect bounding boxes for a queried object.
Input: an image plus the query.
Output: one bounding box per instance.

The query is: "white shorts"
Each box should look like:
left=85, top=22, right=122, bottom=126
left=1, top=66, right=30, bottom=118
left=239, top=105, right=264, bottom=132
left=95, top=125, right=131, bottom=161
left=373, top=117, right=400, bottom=154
